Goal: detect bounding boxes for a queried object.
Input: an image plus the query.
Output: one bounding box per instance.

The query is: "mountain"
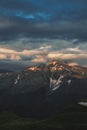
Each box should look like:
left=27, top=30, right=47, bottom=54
left=0, top=60, right=87, bottom=118
left=0, top=69, right=13, bottom=73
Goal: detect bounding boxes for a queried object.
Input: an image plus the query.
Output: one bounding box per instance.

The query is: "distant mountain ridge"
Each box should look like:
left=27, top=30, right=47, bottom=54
left=0, top=69, right=13, bottom=73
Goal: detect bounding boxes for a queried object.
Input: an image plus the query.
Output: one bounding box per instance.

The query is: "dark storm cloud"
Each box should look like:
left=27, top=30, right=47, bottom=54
left=0, top=0, right=87, bottom=41
left=0, top=16, right=87, bottom=41
left=0, top=0, right=40, bottom=14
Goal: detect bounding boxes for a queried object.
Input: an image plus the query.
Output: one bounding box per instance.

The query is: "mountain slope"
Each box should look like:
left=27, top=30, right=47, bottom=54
left=0, top=61, right=87, bottom=118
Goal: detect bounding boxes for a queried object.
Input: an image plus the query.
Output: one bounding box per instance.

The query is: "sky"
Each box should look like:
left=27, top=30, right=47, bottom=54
left=0, top=0, right=87, bottom=70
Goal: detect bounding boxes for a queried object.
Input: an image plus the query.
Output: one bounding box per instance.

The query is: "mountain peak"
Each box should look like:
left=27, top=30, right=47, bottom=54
left=26, top=60, right=87, bottom=79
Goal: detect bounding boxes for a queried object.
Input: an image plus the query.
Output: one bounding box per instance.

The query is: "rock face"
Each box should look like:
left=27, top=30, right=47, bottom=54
left=0, top=61, right=87, bottom=118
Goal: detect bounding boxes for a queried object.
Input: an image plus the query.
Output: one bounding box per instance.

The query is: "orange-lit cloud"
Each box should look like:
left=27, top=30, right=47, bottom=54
left=68, top=62, right=78, bottom=66
left=32, top=55, right=47, bottom=63
left=47, top=47, right=87, bottom=60
left=47, top=53, right=77, bottom=59
left=0, top=46, right=50, bottom=61
left=0, top=47, right=87, bottom=64
left=32, top=57, right=46, bottom=63
left=10, top=54, right=21, bottom=60
left=0, top=54, right=7, bottom=59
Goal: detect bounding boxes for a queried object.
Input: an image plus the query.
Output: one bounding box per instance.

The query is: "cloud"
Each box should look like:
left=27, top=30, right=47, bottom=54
left=47, top=47, right=87, bottom=60
left=0, top=45, right=51, bottom=61
left=0, top=0, right=87, bottom=41
left=31, top=55, right=47, bottom=63
left=68, top=62, right=78, bottom=66
left=47, top=53, right=76, bottom=59
left=0, top=0, right=40, bottom=14
left=0, top=54, right=7, bottom=60
left=0, top=19, right=12, bottom=28
left=0, top=38, right=87, bottom=65
left=0, top=17, right=87, bottom=41
left=0, top=0, right=87, bottom=69
left=0, top=44, right=87, bottom=65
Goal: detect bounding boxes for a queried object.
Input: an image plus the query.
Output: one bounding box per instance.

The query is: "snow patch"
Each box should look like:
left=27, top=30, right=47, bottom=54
left=50, top=75, right=64, bottom=92
left=14, top=79, right=18, bottom=84
left=68, top=80, right=71, bottom=84
left=78, top=102, right=87, bottom=106
left=14, top=74, right=20, bottom=85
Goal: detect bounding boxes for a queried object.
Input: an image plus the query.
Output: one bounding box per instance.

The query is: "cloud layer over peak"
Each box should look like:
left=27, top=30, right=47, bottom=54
left=0, top=0, right=87, bottom=69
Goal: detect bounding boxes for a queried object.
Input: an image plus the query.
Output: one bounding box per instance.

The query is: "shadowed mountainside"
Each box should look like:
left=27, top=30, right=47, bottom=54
left=0, top=61, right=87, bottom=118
